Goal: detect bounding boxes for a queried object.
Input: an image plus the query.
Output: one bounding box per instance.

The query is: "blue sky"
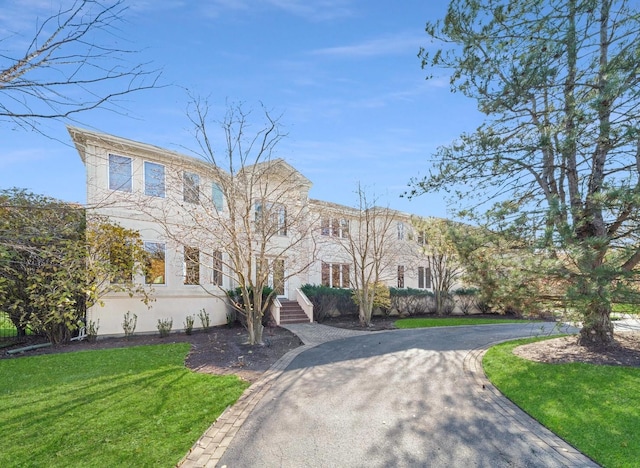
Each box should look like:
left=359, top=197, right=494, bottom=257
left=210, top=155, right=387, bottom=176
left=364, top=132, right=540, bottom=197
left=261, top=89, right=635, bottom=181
left=0, top=0, right=484, bottom=218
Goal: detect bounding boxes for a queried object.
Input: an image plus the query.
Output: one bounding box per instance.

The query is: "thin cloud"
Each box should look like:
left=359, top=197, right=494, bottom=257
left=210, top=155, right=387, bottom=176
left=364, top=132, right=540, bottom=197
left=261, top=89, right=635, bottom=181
left=311, top=33, right=423, bottom=59
left=266, top=0, right=354, bottom=21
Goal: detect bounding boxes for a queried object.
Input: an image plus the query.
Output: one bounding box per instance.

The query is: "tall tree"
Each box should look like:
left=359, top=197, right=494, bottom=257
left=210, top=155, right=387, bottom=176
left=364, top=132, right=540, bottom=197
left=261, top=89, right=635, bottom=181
left=411, top=0, right=640, bottom=346
left=339, top=186, right=400, bottom=326
left=0, top=0, right=159, bottom=133
left=0, top=188, right=149, bottom=343
left=150, top=99, right=316, bottom=345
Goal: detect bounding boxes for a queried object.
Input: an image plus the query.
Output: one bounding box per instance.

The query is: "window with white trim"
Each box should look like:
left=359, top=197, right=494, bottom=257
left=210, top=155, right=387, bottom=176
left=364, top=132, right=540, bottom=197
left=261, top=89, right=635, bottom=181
left=397, top=265, right=405, bottom=288
left=321, top=217, right=349, bottom=238
left=144, top=162, right=165, bottom=198
left=183, top=172, right=200, bottom=203
left=108, top=154, right=132, bottom=192
left=397, top=221, right=405, bottom=240
left=212, top=182, right=224, bottom=211
left=417, top=230, right=427, bottom=246
left=321, top=262, right=350, bottom=288
left=184, top=246, right=200, bottom=285
left=144, top=242, right=165, bottom=284
left=255, top=201, right=287, bottom=236
left=418, top=266, right=432, bottom=289
left=212, top=250, right=223, bottom=286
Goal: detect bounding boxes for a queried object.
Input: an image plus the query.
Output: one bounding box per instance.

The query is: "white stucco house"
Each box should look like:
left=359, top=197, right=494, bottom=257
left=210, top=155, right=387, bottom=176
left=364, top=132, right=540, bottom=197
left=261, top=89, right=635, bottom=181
left=69, top=126, right=443, bottom=336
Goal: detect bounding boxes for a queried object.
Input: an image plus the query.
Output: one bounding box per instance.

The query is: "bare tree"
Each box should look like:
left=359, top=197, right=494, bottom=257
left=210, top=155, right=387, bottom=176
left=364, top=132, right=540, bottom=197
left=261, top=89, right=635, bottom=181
left=337, top=186, right=402, bottom=326
left=149, top=99, right=316, bottom=345
left=0, top=0, right=160, bottom=133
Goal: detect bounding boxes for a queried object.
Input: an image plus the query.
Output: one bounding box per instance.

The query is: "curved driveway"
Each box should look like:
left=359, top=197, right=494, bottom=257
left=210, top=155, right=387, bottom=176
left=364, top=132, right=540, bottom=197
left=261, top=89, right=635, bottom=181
left=218, top=323, right=598, bottom=467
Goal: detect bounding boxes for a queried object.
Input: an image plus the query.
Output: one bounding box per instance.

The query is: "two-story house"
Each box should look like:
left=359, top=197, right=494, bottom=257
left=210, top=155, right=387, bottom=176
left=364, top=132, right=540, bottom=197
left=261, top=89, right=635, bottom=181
left=69, top=126, right=443, bottom=336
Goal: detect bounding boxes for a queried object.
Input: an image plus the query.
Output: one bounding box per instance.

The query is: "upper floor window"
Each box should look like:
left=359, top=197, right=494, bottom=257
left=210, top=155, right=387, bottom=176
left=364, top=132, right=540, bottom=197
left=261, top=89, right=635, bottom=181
left=417, top=230, right=427, bottom=246
left=108, top=154, right=132, bottom=192
left=144, top=242, right=166, bottom=284
left=255, top=201, right=287, bottom=236
left=183, top=172, right=200, bottom=203
left=144, top=162, right=165, bottom=198
left=397, top=222, right=405, bottom=240
left=212, top=182, right=224, bottom=211
left=321, top=217, right=349, bottom=238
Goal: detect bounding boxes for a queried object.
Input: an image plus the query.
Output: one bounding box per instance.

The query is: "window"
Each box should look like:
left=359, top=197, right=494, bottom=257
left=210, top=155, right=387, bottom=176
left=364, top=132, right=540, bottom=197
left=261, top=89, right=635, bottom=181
left=321, top=262, right=350, bottom=288
left=321, top=217, right=349, bottom=238
left=417, top=230, right=427, bottom=246
left=108, top=154, right=132, bottom=192
left=212, top=182, right=224, bottom=211
left=397, top=222, right=405, bottom=240
left=397, top=265, right=405, bottom=288
left=274, top=205, right=287, bottom=236
left=212, top=250, right=223, bottom=286
left=183, top=172, right=200, bottom=203
left=144, top=162, right=165, bottom=197
left=110, top=242, right=133, bottom=284
left=184, top=247, right=200, bottom=285
left=256, top=201, right=287, bottom=236
left=144, top=242, right=165, bottom=284
left=418, top=266, right=432, bottom=289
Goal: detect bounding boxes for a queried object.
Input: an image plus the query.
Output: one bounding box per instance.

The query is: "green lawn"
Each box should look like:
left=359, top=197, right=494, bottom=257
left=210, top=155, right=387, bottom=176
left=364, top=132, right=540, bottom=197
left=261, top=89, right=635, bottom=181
left=613, top=303, right=640, bottom=315
left=395, top=316, right=531, bottom=329
left=0, top=343, right=249, bottom=467
left=484, top=337, right=640, bottom=468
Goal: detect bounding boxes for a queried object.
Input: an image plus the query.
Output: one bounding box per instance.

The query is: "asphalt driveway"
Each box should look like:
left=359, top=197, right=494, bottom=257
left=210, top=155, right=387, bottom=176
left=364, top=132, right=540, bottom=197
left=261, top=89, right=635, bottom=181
left=218, top=323, right=599, bottom=467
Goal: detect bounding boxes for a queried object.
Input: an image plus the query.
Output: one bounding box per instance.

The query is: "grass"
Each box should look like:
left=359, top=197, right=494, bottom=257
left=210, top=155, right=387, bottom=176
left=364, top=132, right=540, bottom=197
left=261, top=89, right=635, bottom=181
left=0, top=343, right=249, bottom=467
left=394, top=316, right=531, bottom=329
left=612, top=303, right=640, bottom=315
left=483, top=337, right=640, bottom=468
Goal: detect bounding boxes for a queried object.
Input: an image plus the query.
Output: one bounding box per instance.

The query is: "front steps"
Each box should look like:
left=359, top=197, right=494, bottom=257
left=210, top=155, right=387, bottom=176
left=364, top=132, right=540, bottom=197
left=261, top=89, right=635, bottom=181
left=278, top=299, right=311, bottom=324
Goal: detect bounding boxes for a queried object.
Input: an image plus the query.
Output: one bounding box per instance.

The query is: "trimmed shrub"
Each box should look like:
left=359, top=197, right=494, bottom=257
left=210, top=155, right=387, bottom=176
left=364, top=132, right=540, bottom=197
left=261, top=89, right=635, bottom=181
left=301, top=284, right=358, bottom=321
left=389, top=288, right=435, bottom=317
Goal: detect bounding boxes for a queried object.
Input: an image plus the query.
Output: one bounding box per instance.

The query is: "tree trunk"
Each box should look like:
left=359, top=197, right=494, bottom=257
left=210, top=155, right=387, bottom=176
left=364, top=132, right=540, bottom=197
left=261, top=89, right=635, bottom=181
left=246, top=313, right=264, bottom=345
left=577, top=300, right=614, bottom=347
left=359, top=303, right=371, bottom=327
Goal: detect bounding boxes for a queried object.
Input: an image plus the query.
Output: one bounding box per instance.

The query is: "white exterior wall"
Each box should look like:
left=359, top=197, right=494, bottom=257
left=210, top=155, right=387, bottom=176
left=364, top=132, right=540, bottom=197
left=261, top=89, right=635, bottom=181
left=70, top=126, right=461, bottom=336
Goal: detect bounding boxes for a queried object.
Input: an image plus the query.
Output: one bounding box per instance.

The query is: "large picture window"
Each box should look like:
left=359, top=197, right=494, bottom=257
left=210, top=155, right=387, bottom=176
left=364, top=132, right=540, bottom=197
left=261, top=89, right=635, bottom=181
left=144, top=242, right=165, bottom=284
left=144, top=162, right=165, bottom=198
left=108, top=154, right=132, bottom=192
